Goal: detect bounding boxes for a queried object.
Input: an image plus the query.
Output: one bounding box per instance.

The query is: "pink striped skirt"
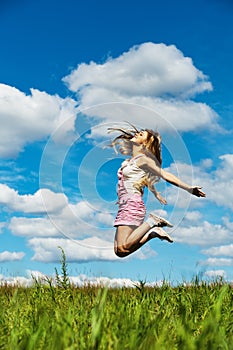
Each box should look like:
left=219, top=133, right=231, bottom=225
left=114, top=194, right=146, bottom=227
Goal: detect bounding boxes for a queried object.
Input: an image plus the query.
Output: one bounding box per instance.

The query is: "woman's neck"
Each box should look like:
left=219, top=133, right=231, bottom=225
left=131, top=143, right=144, bottom=157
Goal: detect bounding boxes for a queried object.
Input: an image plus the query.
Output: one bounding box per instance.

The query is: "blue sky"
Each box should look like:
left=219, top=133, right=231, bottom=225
left=0, top=0, right=233, bottom=286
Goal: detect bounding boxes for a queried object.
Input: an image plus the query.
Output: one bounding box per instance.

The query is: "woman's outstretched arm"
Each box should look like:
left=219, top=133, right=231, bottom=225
left=137, top=155, right=206, bottom=198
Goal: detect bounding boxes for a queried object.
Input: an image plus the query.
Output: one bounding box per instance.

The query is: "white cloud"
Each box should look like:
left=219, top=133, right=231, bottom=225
left=204, top=270, right=226, bottom=278
left=0, top=275, right=32, bottom=287
left=161, top=162, right=205, bottom=211
left=0, top=184, right=68, bottom=214
left=191, top=154, right=233, bottom=211
left=26, top=270, right=47, bottom=279
left=9, top=213, right=104, bottom=239
left=69, top=275, right=136, bottom=288
left=198, top=258, right=233, bottom=266
left=28, top=237, right=118, bottom=262
left=164, top=155, right=233, bottom=213
left=202, top=244, right=233, bottom=257
left=185, top=211, right=203, bottom=222
left=0, top=251, right=25, bottom=262
left=222, top=216, right=233, bottom=230
left=96, top=212, right=116, bottom=226
left=64, top=42, right=212, bottom=97
left=0, top=84, right=77, bottom=158
left=69, top=275, right=162, bottom=288
left=63, top=42, right=220, bottom=133
left=9, top=216, right=60, bottom=237
left=7, top=189, right=116, bottom=240
left=27, top=235, right=154, bottom=263
left=69, top=201, right=96, bottom=218
left=204, top=155, right=233, bottom=210
left=172, top=220, right=233, bottom=247
left=80, top=98, right=219, bottom=134
left=0, top=272, right=165, bottom=288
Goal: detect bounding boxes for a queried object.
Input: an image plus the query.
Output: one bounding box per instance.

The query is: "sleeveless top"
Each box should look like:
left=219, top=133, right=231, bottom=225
left=117, top=154, right=146, bottom=198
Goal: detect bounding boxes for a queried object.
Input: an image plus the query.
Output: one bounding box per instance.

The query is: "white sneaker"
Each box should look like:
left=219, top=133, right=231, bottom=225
left=149, top=213, right=173, bottom=228
left=148, top=227, right=173, bottom=243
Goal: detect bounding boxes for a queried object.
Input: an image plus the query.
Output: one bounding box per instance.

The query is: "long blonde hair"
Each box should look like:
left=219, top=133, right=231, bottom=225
left=108, top=123, right=162, bottom=193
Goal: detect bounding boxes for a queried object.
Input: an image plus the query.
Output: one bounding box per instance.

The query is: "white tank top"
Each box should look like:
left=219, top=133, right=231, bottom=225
left=119, top=154, right=146, bottom=195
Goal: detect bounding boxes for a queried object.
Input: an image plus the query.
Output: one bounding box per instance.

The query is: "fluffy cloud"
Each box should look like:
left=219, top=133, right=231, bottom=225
left=172, top=220, right=233, bottom=247
left=185, top=211, right=203, bottom=222
left=27, top=236, right=154, bottom=263
left=202, top=244, right=233, bottom=257
left=0, top=275, right=32, bottom=287
left=28, top=237, right=118, bottom=262
left=204, top=270, right=226, bottom=278
left=198, top=258, right=233, bottom=266
left=0, top=251, right=25, bottom=262
left=0, top=84, right=77, bottom=158
left=0, top=272, right=164, bottom=288
left=63, top=42, right=220, bottom=133
left=1, top=180, right=115, bottom=240
left=69, top=275, right=163, bottom=288
left=64, top=42, right=211, bottom=97
left=0, top=184, right=68, bottom=214
left=9, top=217, right=60, bottom=237
left=204, top=154, right=233, bottom=210
left=165, top=155, right=233, bottom=212
left=171, top=154, right=233, bottom=212
left=9, top=199, right=115, bottom=240
left=26, top=270, right=47, bottom=279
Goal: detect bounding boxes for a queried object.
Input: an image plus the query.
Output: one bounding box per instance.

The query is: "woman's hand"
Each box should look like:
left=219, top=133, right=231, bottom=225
left=149, top=185, right=167, bottom=205
left=189, top=186, right=206, bottom=197
left=156, top=192, right=167, bottom=205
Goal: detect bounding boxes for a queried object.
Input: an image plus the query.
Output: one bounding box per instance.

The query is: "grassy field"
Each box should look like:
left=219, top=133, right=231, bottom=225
left=1, top=253, right=233, bottom=349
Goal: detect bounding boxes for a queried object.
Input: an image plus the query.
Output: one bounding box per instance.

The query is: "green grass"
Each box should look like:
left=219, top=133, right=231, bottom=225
left=0, top=281, right=233, bottom=349
left=1, top=251, right=233, bottom=349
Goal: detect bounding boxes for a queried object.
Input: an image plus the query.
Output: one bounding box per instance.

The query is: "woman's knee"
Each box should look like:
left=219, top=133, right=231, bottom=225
left=114, top=246, right=129, bottom=258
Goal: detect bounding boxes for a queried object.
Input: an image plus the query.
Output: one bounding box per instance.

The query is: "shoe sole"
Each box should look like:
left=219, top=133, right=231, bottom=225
left=149, top=213, right=174, bottom=228
left=151, top=228, right=174, bottom=243
left=156, top=232, right=173, bottom=243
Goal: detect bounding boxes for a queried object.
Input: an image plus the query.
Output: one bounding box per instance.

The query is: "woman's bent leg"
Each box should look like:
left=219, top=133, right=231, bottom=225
left=114, top=223, right=152, bottom=257
left=114, top=223, right=173, bottom=257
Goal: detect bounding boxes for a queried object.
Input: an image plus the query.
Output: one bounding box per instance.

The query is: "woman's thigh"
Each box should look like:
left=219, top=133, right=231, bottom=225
left=114, top=225, right=137, bottom=246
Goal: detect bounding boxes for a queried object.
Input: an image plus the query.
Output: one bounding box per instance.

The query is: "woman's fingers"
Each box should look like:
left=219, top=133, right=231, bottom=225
left=192, top=187, right=206, bottom=197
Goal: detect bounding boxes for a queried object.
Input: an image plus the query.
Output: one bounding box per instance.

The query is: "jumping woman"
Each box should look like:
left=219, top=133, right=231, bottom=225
left=109, top=124, right=206, bottom=258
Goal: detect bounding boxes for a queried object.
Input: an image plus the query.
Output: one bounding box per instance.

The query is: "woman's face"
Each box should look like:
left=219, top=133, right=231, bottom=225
left=131, top=130, right=149, bottom=145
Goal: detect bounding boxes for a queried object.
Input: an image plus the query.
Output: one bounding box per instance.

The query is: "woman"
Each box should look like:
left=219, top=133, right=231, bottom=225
left=109, top=125, right=206, bottom=258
